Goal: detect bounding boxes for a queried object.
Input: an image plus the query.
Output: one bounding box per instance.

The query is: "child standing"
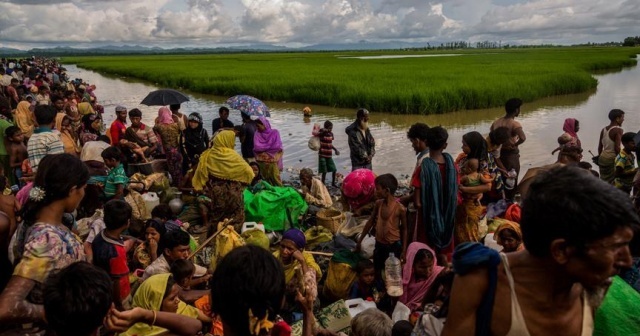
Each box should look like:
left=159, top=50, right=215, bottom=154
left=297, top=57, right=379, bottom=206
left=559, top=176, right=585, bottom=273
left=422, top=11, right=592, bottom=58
left=614, top=132, right=637, bottom=194
left=356, top=174, right=408, bottom=278
left=101, top=146, right=129, bottom=200
left=317, top=121, right=340, bottom=186
left=5, top=126, right=27, bottom=186
left=91, top=199, right=133, bottom=310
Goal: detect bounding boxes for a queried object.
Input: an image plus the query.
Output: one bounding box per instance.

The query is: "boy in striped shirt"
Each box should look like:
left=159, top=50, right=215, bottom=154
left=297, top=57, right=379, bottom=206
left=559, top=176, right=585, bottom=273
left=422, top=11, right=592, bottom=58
left=318, top=121, right=340, bottom=187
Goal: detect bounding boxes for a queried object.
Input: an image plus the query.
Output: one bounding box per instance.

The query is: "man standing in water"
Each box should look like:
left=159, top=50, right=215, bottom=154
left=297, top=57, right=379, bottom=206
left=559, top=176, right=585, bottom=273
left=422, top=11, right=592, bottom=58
left=597, top=109, right=625, bottom=184
left=346, top=108, right=375, bottom=171
left=490, top=98, right=526, bottom=200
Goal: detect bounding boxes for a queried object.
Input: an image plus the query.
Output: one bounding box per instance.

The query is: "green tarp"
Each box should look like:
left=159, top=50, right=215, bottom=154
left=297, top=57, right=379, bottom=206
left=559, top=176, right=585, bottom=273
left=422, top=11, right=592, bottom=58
left=594, top=276, right=640, bottom=336
left=243, top=181, right=308, bottom=231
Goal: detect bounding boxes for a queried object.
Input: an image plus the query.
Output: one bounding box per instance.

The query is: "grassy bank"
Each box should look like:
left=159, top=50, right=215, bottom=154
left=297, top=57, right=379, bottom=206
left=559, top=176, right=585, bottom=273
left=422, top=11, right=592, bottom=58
left=64, top=47, right=640, bottom=115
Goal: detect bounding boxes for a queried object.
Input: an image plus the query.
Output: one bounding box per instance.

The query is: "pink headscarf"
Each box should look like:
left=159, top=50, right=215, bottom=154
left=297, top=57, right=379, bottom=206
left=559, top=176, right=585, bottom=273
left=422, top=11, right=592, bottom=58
left=157, top=107, right=174, bottom=125
left=253, top=116, right=283, bottom=170
left=341, top=169, right=376, bottom=211
left=562, top=118, right=581, bottom=146
left=399, top=242, right=444, bottom=312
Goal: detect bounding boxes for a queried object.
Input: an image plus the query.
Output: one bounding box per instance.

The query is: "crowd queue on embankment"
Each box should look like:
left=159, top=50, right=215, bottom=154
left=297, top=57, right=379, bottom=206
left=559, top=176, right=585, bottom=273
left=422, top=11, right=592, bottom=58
left=0, top=56, right=638, bottom=336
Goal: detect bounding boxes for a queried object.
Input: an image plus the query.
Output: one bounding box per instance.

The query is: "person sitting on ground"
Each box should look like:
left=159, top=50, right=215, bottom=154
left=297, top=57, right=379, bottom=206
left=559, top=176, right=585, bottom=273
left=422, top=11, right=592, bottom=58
left=101, top=146, right=128, bottom=200
left=171, top=258, right=196, bottom=291
left=349, top=259, right=385, bottom=303
left=299, top=168, right=333, bottom=210
left=614, top=132, right=637, bottom=194
left=54, top=113, right=80, bottom=157
left=43, top=261, right=203, bottom=336
left=80, top=135, right=111, bottom=176
left=0, top=154, right=89, bottom=332
left=142, top=229, right=210, bottom=285
left=356, top=174, right=408, bottom=279
left=120, top=273, right=209, bottom=335
left=133, top=219, right=167, bottom=270
left=442, top=165, right=638, bottom=336
left=79, top=113, right=102, bottom=146
left=399, top=243, right=445, bottom=312
left=351, top=308, right=393, bottom=336
left=211, top=106, right=234, bottom=135
left=91, top=199, right=134, bottom=310
left=28, top=105, right=65, bottom=172
left=124, top=108, right=159, bottom=162
left=212, top=245, right=304, bottom=336
left=250, top=161, right=263, bottom=188
left=493, top=221, right=524, bottom=253
left=273, top=228, right=322, bottom=323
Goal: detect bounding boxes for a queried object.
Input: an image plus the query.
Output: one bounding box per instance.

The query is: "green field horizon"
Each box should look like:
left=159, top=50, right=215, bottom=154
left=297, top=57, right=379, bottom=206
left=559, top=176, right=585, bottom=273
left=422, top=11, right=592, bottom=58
left=64, top=47, right=640, bottom=115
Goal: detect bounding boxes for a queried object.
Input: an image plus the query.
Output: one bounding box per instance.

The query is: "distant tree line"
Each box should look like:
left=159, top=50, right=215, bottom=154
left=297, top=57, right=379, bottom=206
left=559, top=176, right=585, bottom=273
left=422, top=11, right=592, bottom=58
left=623, top=36, right=640, bottom=47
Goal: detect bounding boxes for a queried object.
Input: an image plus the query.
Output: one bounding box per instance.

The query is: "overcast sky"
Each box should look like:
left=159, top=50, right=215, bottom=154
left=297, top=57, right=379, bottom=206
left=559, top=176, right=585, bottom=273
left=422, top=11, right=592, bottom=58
left=1, top=0, right=638, bottom=49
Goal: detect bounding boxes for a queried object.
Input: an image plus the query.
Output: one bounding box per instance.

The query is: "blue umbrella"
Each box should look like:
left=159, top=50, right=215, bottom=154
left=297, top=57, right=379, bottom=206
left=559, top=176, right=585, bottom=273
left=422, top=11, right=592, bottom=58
left=226, top=95, right=270, bottom=117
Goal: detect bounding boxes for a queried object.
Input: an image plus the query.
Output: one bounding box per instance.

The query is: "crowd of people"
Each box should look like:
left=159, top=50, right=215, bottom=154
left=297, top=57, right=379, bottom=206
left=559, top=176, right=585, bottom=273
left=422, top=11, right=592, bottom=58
left=0, top=56, right=638, bottom=336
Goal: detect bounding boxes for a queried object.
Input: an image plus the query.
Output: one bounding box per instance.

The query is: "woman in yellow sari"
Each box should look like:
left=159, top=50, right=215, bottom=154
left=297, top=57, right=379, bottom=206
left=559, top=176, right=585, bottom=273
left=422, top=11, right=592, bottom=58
left=13, top=101, right=35, bottom=139
left=55, top=113, right=80, bottom=156
left=192, top=130, right=254, bottom=234
left=120, top=273, right=206, bottom=336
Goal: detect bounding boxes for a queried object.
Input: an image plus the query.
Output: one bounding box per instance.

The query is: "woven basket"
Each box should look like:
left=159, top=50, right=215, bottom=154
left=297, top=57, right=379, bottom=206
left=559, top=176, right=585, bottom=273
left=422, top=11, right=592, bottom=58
left=316, top=208, right=345, bottom=234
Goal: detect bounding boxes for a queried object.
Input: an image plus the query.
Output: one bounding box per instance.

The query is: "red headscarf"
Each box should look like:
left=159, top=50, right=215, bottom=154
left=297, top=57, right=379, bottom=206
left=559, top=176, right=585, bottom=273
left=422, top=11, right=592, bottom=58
left=562, top=118, right=581, bottom=147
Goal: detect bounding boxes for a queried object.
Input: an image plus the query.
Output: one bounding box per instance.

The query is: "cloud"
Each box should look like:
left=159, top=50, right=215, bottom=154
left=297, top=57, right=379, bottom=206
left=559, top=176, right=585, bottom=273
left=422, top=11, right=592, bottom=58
left=0, top=0, right=638, bottom=48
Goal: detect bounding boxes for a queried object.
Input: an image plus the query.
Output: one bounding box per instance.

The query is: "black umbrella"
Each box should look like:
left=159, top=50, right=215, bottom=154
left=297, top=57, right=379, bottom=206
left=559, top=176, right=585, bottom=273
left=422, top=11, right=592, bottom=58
left=140, top=89, right=190, bottom=106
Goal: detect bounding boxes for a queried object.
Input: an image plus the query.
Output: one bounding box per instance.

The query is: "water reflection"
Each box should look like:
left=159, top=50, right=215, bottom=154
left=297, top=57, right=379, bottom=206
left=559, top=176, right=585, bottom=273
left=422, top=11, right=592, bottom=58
left=66, top=62, right=640, bottom=178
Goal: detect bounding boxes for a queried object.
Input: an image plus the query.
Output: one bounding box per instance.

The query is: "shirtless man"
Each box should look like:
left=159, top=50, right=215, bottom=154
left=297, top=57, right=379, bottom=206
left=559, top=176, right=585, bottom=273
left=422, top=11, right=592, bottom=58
left=443, top=165, right=637, bottom=336
left=597, top=109, right=624, bottom=184
left=490, top=98, right=526, bottom=200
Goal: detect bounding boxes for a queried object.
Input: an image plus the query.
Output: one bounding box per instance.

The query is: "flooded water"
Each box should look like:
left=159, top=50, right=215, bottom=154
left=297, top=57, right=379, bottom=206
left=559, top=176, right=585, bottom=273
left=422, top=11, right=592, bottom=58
left=338, top=54, right=463, bottom=59
left=65, top=61, right=640, bottom=179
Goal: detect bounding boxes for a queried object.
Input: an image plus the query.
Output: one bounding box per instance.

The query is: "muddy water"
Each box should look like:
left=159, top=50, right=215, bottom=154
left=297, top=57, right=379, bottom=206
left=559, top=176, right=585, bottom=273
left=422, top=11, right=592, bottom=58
left=65, top=62, right=640, bottom=180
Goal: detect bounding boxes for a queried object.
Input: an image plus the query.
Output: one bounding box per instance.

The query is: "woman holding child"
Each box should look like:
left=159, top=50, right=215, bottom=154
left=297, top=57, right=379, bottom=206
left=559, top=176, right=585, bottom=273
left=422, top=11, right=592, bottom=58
left=455, top=131, right=492, bottom=244
left=0, top=154, right=89, bottom=332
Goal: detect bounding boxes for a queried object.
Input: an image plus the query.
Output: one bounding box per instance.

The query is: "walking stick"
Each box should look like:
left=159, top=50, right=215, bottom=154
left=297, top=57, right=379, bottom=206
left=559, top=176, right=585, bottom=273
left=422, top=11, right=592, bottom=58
left=189, top=219, right=230, bottom=259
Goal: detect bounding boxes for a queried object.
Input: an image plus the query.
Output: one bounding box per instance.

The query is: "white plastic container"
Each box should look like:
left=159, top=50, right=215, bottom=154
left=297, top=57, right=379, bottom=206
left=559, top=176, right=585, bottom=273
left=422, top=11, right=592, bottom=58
left=385, top=253, right=404, bottom=297
left=241, top=222, right=265, bottom=233
left=345, top=298, right=377, bottom=318
left=142, top=192, right=160, bottom=214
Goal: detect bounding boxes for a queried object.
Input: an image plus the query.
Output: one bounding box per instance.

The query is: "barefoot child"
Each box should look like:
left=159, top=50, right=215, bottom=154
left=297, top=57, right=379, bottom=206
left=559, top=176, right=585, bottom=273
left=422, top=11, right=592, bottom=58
left=356, top=174, right=408, bottom=279
left=459, top=158, right=492, bottom=205
left=6, top=127, right=27, bottom=187
left=317, top=121, right=340, bottom=186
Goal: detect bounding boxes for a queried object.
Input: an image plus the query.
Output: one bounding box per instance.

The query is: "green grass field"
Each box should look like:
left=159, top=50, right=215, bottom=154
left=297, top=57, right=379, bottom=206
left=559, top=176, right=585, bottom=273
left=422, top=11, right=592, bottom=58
left=64, top=47, right=640, bottom=114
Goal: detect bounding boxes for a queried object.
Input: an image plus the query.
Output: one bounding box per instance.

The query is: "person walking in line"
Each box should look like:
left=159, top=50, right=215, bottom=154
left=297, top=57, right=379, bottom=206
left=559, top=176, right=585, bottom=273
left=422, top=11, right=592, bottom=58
left=346, top=108, right=375, bottom=171
left=490, top=98, right=526, bottom=200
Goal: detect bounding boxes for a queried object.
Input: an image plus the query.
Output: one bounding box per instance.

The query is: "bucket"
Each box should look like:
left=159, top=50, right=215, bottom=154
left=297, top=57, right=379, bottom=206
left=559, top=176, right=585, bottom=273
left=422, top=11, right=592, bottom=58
left=142, top=192, right=160, bottom=214
left=242, top=222, right=265, bottom=233
left=316, top=208, right=345, bottom=234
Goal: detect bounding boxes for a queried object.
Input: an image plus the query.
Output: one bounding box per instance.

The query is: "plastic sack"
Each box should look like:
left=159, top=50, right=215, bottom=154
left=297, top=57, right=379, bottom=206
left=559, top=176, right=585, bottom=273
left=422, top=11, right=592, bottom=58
left=241, top=228, right=270, bottom=250
left=392, top=301, right=411, bottom=322
left=323, top=250, right=364, bottom=301
left=309, top=136, right=321, bottom=151
left=209, top=223, right=245, bottom=273
left=305, top=226, right=334, bottom=250
left=243, top=181, right=308, bottom=231
left=359, top=234, right=375, bottom=259
left=345, top=298, right=377, bottom=318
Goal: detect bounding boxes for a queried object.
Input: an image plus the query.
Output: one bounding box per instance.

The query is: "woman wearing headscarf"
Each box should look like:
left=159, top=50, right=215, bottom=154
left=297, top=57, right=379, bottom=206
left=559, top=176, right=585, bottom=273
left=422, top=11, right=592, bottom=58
left=120, top=273, right=207, bottom=336
left=273, top=229, right=322, bottom=323
left=341, top=168, right=376, bottom=216
left=79, top=113, right=102, bottom=146
left=400, top=242, right=445, bottom=312
left=192, top=130, right=254, bottom=233
left=54, top=113, right=80, bottom=156
left=552, top=118, right=581, bottom=155
left=182, top=112, right=209, bottom=169
left=154, top=107, right=184, bottom=187
left=14, top=101, right=35, bottom=139
left=253, top=117, right=283, bottom=186
left=454, top=131, right=492, bottom=244
left=77, top=102, right=95, bottom=117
